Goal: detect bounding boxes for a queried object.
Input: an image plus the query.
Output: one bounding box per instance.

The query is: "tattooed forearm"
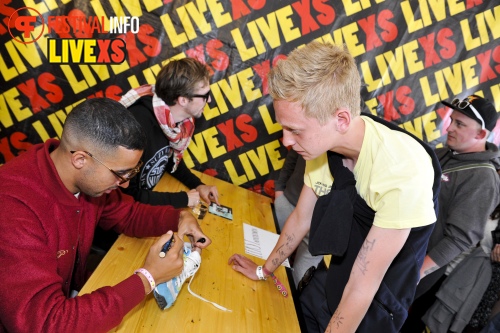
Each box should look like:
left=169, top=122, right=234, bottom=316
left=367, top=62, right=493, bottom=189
left=274, top=233, right=296, bottom=258
left=284, top=232, right=296, bottom=250
left=355, top=238, right=376, bottom=275
left=326, top=309, right=344, bottom=332
left=271, top=258, right=280, bottom=266
left=271, top=232, right=296, bottom=268
left=276, top=247, right=287, bottom=264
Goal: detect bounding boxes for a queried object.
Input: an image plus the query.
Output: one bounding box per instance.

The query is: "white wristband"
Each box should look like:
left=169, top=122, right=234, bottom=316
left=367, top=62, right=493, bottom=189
left=256, top=266, right=266, bottom=281
left=134, top=268, right=155, bottom=294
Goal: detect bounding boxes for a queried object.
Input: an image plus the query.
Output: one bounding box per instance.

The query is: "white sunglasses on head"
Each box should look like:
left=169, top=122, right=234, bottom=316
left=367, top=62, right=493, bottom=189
left=451, top=98, right=485, bottom=130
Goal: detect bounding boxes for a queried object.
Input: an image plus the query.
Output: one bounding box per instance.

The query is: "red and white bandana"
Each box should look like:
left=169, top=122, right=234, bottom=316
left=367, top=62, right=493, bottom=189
left=120, top=84, right=194, bottom=173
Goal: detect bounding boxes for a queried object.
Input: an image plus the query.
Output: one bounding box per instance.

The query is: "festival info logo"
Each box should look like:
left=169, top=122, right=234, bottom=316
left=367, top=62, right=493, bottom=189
left=8, top=7, right=44, bottom=44
left=9, top=7, right=133, bottom=64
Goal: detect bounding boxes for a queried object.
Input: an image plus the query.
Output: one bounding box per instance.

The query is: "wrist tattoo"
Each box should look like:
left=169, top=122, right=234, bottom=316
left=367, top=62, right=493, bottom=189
left=327, top=309, right=344, bottom=331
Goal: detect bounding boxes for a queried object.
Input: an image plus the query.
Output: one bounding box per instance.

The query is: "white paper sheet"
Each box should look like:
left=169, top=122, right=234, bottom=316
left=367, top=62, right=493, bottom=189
left=243, top=223, right=291, bottom=268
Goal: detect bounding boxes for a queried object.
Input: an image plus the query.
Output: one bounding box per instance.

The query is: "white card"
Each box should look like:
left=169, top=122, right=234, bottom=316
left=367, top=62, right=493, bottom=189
left=243, top=223, right=291, bottom=268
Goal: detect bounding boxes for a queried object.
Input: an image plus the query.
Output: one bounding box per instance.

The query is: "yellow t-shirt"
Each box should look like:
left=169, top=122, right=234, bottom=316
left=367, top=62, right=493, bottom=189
left=304, top=153, right=334, bottom=197
left=304, top=116, right=436, bottom=229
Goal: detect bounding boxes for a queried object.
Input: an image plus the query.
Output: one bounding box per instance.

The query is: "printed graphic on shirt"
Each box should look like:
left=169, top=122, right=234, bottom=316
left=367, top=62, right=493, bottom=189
left=57, top=250, right=68, bottom=258
left=140, top=147, right=172, bottom=189
left=441, top=174, right=450, bottom=182
left=313, top=181, right=331, bottom=197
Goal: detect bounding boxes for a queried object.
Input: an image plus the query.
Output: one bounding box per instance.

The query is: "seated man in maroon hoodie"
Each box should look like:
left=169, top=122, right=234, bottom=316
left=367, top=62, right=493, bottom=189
left=0, top=98, right=211, bottom=332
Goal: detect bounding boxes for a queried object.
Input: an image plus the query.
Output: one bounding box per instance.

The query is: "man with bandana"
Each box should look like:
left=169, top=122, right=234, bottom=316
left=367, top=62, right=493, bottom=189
left=120, top=58, right=219, bottom=208
left=93, top=58, right=220, bottom=252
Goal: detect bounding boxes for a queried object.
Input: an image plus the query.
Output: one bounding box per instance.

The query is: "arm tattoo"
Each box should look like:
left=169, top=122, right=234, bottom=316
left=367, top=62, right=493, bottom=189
left=271, top=258, right=280, bottom=266
left=355, top=238, right=376, bottom=275
left=274, top=232, right=295, bottom=259
left=326, top=309, right=344, bottom=332
left=284, top=232, right=295, bottom=248
left=271, top=232, right=295, bottom=267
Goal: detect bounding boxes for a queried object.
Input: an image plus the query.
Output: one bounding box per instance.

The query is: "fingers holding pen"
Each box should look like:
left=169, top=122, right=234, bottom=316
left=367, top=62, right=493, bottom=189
left=144, top=231, right=185, bottom=284
left=168, top=233, right=185, bottom=258
left=152, top=231, right=174, bottom=254
left=156, top=232, right=184, bottom=264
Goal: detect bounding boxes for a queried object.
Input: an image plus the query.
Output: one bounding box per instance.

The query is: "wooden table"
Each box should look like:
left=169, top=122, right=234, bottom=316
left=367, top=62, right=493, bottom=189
left=80, top=170, right=301, bottom=332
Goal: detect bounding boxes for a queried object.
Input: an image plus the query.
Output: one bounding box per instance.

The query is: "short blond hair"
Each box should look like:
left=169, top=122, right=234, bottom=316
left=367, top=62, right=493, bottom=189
left=268, top=41, right=361, bottom=124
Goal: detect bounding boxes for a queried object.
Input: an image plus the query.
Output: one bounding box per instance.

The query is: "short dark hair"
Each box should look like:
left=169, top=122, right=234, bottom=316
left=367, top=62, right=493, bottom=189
left=63, top=98, right=146, bottom=151
left=155, top=58, right=210, bottom=106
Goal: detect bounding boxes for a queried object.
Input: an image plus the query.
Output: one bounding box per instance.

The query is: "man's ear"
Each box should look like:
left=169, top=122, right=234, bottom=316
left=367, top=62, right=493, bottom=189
left=70, top=151, right=87, bottom=170
left=476, top=129, right=488, bottom=140
left=335, top=108, right=352, bottom=133
left=177, top=96, right=189, bottom=107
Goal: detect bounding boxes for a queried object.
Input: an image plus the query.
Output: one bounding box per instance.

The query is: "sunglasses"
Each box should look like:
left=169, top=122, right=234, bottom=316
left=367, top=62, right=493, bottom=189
left=189, top=91, right=210, bottom=101
left=451, top=97, right=485, bottom=130
left=297, top=265, right=316, bottom=294
left=70, top=150, right=143, bottom=185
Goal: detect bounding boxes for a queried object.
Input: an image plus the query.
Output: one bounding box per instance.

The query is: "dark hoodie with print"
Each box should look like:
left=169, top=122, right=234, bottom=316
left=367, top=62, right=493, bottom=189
left=427, top=142, right=500, bottom=268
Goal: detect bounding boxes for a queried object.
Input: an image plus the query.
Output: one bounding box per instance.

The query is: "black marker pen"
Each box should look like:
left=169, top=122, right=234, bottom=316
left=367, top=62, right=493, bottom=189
left=159, top=234, right=174, bottom=258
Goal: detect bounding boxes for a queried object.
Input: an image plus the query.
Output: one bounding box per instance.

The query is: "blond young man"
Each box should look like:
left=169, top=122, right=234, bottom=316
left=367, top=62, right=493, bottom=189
left=228, top=41, right=440, bottom=332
